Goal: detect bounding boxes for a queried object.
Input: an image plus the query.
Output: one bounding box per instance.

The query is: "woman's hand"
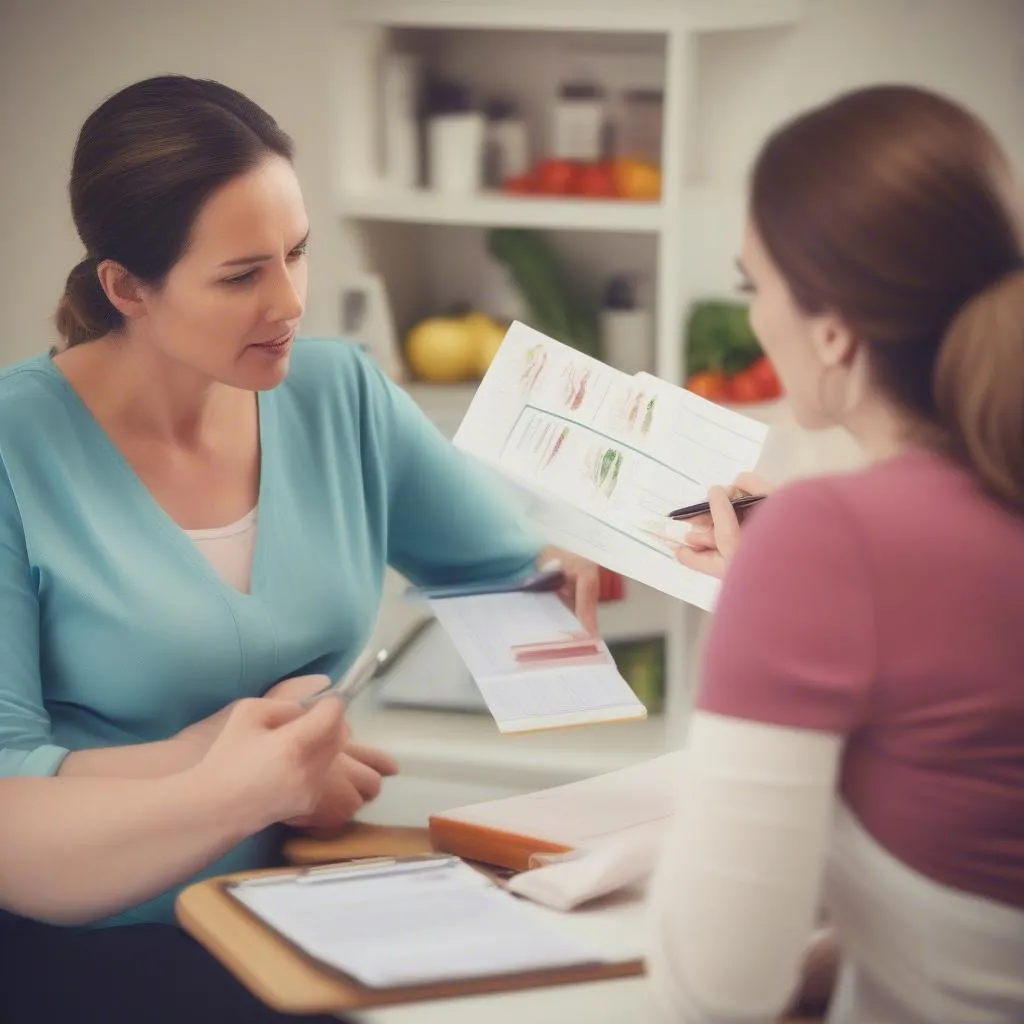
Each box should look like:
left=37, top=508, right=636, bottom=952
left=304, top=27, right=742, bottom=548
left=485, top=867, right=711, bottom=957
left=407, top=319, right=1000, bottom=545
left=285, top=742, right=400, bottom=834
left=538, top=546, right=601, bottom=634
left=671, top=473, right=776, bottom=579
left=195, top=697, right=349, bottom=833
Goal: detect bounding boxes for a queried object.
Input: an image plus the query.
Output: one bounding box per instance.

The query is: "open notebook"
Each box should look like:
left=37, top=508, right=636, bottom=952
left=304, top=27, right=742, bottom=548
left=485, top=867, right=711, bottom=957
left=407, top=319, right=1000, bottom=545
left=453, top=322, right=768, bottom=612
left=425, top=589, right=646, bottom=733
left=224, top=855, right=605, bottom=989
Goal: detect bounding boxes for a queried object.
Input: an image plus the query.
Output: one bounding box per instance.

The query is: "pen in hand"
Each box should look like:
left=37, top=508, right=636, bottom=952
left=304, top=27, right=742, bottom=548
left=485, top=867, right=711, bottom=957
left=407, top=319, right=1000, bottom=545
left=666, top=493, right=766, bottom=521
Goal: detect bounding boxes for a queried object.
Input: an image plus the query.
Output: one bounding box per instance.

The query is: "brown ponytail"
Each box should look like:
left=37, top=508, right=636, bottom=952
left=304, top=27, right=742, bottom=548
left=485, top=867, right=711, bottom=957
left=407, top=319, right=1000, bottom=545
left=935, top=270, right=1024, bottom=510
left=749, top=84, right=1024, bottom=512
left=54, top=258, right=123, bottom=348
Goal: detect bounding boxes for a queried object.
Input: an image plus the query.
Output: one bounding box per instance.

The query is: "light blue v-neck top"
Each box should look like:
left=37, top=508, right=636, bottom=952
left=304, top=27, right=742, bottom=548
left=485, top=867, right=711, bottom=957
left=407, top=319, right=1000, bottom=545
left=0, top=338, right=537, bottom=926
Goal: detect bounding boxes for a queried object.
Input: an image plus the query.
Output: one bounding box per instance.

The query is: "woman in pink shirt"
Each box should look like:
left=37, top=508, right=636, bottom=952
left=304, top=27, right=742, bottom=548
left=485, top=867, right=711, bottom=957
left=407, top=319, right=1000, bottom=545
left=646, top=85, right=1024, bottom=1023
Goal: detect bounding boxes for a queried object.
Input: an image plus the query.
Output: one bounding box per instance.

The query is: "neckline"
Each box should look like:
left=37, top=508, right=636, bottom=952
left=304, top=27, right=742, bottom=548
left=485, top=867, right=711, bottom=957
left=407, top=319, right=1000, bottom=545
left=35, top=354, right=275, bottom=601
left=184, top=506, right=259, bottom=541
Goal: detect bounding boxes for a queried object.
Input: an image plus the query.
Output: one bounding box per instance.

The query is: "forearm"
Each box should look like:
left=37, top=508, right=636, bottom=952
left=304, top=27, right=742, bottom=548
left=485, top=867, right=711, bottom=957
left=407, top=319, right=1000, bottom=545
left=646, top=713, right=841, bottom=1023
left=0, top=770, right=252, bottom=925
left=58, top=736, right=202, bottom=778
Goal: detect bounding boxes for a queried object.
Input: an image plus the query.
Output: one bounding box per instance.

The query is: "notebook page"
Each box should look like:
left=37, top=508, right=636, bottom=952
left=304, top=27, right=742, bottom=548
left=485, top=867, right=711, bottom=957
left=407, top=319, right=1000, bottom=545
left=427, top=591, right=645, bottom=733
left=230, top=859, right=601, bottom=989
left=453, top=322, right=768, bottom=611
left=438, top=751, right=685, bottom=847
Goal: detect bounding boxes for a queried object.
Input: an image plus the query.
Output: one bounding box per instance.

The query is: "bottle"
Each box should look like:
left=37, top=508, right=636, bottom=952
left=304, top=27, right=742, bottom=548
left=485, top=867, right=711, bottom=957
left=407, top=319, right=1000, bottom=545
left=425, top=80, right=485, bottom=195
left=551, top=82, right=605, bottom=163
left=380, top=53, right=421, bottom=190
left=600, top=275, right=653, bottom=375
left=484, top=98, right=529, bottom=187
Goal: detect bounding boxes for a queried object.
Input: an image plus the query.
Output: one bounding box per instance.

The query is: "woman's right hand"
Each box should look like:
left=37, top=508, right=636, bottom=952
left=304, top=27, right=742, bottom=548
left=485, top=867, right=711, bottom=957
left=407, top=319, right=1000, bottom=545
left=672, top=472, right=776, bottom=579
left=193, top=697, right=348, bottom=834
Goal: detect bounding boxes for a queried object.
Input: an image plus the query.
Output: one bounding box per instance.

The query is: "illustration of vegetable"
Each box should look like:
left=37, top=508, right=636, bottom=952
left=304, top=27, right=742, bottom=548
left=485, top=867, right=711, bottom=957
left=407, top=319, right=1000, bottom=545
left=543, top=426, right=570, bottom=468
left=520, top=345, right=547, bottom=391
left=594, top=447, right=624, bottom=496
left=642, top=396, right=656, bottom=435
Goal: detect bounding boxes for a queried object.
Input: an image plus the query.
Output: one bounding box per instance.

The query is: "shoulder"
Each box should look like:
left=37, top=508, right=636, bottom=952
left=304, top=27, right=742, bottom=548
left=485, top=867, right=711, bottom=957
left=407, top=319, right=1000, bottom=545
left=0, top=355, right=65, bottom=422
left=698, top=471, right=878, bottom=732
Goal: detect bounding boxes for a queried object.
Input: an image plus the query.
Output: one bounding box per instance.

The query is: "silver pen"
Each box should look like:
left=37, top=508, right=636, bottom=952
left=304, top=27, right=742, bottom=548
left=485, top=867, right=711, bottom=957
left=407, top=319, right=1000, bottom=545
left=300, top=615, right=435, bottom=708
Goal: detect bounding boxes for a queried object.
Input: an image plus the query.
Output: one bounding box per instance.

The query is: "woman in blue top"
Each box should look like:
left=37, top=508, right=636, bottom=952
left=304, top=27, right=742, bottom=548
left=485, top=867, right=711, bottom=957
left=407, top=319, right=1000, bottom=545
left=0, top=75, right=598, bottom=1022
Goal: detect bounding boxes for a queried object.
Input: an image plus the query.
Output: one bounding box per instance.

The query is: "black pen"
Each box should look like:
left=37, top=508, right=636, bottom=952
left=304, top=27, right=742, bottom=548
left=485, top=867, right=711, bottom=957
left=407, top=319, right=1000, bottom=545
left=667, top=493, right=766, bottom=521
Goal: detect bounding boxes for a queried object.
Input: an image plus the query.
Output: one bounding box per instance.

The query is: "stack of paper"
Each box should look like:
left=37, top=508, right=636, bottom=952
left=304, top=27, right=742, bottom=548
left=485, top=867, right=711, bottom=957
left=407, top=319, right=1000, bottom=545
left=228, top=856, right=604, bottom=988
left=429, top=751, right=684, bottom=904
left=453, top=322, right=769, bottom=611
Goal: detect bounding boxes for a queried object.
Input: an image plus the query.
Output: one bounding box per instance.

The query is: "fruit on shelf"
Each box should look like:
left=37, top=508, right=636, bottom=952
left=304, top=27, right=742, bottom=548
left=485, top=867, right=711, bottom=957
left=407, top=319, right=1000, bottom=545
left=405, top=311, right=508, bottom=383
left=684, top=300, right=783, bottom=404
left=498, top=158, right=661, bottom=201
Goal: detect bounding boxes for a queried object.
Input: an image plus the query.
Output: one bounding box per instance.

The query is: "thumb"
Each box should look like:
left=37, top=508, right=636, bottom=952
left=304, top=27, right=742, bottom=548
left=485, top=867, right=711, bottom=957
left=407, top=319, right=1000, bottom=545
left=279, top=696, right=346, bottom=753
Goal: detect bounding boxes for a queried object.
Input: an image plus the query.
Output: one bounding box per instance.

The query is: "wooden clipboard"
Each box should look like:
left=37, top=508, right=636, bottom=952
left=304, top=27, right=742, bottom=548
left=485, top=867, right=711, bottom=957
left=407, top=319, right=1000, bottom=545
left=176, top=860, right=643, bottom=1015
left=283, top=821, right=435, bottom=865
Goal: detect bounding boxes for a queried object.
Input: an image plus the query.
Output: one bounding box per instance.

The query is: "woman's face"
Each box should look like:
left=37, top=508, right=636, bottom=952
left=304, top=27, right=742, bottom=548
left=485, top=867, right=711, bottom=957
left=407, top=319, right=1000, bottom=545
left=134, top=155, right=309, bottom=392
left=739, top=218, right=841, bottom=430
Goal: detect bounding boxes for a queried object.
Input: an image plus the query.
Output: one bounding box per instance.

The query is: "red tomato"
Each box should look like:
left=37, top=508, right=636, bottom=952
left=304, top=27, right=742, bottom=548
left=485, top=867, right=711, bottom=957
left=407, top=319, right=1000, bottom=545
left=534, top=159, right=581, bottom=195
left=686, top=370, right=731, bottom=402
left=727, top=356, right=783, bottom=403
left=577, top=161, right=619, bottom=199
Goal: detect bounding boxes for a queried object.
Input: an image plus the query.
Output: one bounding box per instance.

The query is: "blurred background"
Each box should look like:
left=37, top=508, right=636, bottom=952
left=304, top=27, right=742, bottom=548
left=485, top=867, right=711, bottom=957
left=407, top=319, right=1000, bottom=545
left=2, top=0, right=1023, bottom=820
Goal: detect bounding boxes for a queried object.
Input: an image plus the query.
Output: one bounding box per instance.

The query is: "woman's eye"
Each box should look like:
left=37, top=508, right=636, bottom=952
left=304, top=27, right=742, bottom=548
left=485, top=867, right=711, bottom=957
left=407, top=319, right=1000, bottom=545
left=225, top=269, right=257, bottom=285
left=288, top=242, right=308, bottom=260
left=737, top=277, right=756, bottom=295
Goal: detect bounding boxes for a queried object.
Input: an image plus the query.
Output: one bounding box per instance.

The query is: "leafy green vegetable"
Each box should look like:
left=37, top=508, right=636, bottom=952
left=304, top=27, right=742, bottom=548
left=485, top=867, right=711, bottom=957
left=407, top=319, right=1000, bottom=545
left=685, top=300, right=763, bottom=377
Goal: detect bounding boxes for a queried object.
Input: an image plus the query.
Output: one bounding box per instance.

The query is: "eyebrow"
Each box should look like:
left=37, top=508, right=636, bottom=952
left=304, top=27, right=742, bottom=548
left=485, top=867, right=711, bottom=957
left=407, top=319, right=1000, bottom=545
left=217, top=229, right=310, bottom=268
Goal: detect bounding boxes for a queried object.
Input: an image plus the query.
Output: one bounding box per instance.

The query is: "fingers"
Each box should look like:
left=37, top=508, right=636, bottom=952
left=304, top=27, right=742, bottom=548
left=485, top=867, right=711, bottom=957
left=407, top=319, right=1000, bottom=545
left=340, top=754, right=384, bottom=802
left=280, top=696, right=346, bottom=756
left=230, top=697, right=305, bottom=731
left=707, top=485, right=743, bottom=562
left=264, top=673, right=331, bottom=702
left=346, top=742, right=400, bottom=777
left=672, top=543, right=726, bottom=580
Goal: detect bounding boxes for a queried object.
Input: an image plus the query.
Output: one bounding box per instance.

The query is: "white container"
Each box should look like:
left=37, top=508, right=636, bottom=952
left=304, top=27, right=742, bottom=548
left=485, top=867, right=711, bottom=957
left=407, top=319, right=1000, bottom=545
left=427, top=112, right=485, bottom=195
left=551, top=82, right=605, bottom=162
left=600, top=276, right=653, bottom=375
left=380, top=53, right=421, bottom=189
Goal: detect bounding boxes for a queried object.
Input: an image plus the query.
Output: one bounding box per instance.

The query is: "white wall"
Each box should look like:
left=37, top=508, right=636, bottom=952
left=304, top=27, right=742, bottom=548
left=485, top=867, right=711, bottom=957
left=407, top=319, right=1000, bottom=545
left=0, top=0, right=341, bottom=363
left=1, top=0, right=1022, bottom=365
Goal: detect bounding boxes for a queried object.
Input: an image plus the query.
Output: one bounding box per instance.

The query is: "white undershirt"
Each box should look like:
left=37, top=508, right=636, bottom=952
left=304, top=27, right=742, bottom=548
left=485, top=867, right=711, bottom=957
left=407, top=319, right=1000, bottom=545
left=184, top=507, right=259, bottom=594
left=644, top=712, right=1024, bottom=1023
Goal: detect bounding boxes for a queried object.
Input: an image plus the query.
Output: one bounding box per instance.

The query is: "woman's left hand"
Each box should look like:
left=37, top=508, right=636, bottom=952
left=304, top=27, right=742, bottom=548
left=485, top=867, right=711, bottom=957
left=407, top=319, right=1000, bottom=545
left=538, top=546, right=601, bottom=634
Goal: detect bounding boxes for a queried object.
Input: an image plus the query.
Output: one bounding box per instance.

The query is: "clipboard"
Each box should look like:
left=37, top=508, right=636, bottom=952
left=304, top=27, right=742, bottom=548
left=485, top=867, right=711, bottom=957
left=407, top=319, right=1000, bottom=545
left=176, top=856, right=643, bottom=1015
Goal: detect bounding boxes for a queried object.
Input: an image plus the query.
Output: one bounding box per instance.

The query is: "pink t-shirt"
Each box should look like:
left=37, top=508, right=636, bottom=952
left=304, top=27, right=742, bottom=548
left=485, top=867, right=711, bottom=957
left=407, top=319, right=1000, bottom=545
left=698, top=448, right=1024, bottom=909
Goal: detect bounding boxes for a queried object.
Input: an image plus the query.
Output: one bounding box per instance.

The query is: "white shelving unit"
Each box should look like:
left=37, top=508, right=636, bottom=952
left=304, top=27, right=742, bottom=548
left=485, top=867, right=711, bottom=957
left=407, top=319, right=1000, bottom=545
left=331, top=0, right=804, bottom=789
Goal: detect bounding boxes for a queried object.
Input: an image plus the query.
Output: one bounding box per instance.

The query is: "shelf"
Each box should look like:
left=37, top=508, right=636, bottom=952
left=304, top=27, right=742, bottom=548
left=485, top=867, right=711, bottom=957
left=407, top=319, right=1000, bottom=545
left=341, top=190, right=665, bottom=234
left=349, top=701, right=673, bottom=787
left=340, top=0, right=803, bottom=34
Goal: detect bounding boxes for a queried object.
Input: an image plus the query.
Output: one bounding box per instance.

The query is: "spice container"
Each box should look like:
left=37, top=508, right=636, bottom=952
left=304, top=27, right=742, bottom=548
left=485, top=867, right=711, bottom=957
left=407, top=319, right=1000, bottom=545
left=619, top=89, right=663, bottom=165
left=484, top=98, right=529, bottom=188
left=424, top=80, right=485, bottom=195
left=551, top=82, right=606, bottom=163
left=600, top=275, right=653, bottom=375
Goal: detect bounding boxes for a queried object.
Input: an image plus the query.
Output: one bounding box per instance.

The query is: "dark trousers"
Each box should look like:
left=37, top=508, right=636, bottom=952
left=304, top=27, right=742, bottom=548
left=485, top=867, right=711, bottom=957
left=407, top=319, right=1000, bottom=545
left=0, top=910, right=347, bottom=1023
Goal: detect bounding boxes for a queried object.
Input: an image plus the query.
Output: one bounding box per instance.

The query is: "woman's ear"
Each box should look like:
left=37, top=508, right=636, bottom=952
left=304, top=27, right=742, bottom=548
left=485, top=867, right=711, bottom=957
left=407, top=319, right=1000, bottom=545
left=809, top=312, right=858, bottom=370
left=96, top=260, right=147, bottom=322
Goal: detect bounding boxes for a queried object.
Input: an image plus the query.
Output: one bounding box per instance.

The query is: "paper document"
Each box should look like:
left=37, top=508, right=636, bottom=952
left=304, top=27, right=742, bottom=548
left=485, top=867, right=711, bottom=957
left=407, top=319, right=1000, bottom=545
left=453, top=322, right=769, bottom=611
left=427, top=590, right=646, bottom=733
left=431, top=752, right=684, bottom=909
left=228, top=857, right=602, bottom=989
